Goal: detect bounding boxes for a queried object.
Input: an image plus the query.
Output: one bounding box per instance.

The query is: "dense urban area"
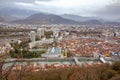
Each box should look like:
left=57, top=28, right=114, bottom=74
left=0, top=23, right=120, bottom=80
left=1, top=0, right=120, bottom=79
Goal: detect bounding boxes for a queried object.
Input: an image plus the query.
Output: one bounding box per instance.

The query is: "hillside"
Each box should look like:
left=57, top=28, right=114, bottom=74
left=12, top=13, right=80, bottom=25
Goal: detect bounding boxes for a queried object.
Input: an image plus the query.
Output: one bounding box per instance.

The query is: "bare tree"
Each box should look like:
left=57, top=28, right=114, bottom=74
left=0, top=52, right=15, bottom=80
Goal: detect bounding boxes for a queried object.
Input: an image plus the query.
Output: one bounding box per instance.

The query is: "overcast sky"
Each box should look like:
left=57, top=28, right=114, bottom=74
left=0, top=0, right=120, bottom=20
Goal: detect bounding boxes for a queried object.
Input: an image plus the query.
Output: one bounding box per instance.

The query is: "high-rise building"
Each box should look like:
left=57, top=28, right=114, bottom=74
left=37, top=28, right=44, bottom=39
left=53, top=28, right=60, bottom=37
left=30, top=31, right=36, bottom=42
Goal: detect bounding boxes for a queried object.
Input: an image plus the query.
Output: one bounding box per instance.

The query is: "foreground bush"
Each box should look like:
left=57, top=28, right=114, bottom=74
left=112, top=61, right=120, bottom=74
left=1, top=61, right=120, bottom=80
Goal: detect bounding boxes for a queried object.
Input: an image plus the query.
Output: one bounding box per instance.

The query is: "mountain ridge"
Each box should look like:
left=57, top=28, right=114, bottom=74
left=60, top=14, right=102, bottom=22
left=11, top=13, right=80, bottom=25
left=0, top=7, right=120, bottom=25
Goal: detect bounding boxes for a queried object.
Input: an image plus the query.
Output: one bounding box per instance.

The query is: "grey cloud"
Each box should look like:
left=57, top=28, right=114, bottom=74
left=94, top=2, right=120, bottom=20
left=0, top=0, right=51, bottom=5
left=0, top=0, right=53, bottom=8
left=0, top=0, right=52, bottom=3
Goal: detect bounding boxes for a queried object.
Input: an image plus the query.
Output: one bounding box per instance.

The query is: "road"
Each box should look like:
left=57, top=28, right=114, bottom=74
left=4, top=57, right=120, bottom=63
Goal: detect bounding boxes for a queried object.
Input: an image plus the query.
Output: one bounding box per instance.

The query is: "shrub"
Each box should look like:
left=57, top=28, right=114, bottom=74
left=112, top=61, right=120, bottom=74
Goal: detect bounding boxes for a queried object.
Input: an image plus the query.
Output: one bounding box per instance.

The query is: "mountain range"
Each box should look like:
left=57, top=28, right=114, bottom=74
left=12, top=13, right=80, bottom=24
left=60, top=14, right=102, bottom=22
left=0, top=7, right=120, bottom=25
left=0, top=15, right=17, bottom=22
left=0, top=7, right=38, bottom=19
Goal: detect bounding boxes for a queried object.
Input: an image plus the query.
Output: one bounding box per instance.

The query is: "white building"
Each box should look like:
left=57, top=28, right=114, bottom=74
left=41, top=47, right=62, bottom=58
left=53, top=28, right=60, bottom=37
left=30, top=31, right=36, bottom=42
left=29, top=38, right=54, bottom=49
left=37, top=28, right=44, bottom=38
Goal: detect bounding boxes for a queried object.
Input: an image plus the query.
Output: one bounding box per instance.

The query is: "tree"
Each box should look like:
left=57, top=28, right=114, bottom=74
left=112, top=61, right=120, bottom=74
left=0, top=50, right=15, bottom=80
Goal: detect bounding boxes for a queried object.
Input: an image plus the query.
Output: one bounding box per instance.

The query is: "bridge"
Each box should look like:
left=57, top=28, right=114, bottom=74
left=73, top=56, right=80, bottom=65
